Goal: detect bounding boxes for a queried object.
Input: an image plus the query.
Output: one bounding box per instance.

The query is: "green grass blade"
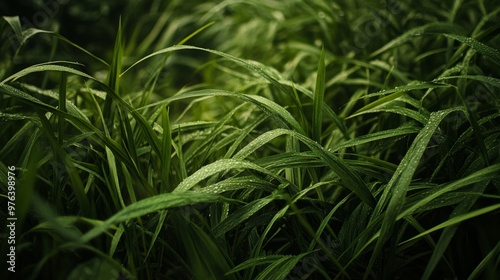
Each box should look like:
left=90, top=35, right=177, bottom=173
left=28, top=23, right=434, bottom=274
left=371, top=22, right=464, bottom=57
left=199, top=176, right=275, bottom=194
left=330, top=123, right=420, bottom=152
left=467, top=241, right=500, bottom=280
left=36, top=110, right=91, bottom=216
left=443, top=33, right=500, bottom=66
left=212, top=196, right=274, bottom=237
left=230, top=128, right=375, bottom=206
left=103, top=18, right=123, bottom=123
left=1, top=62, right=90, bottom=84
left=254, top=254, right=308, bottom=280
left=293, top=131, right=376, bottom=207
left=421, top=181, right=489, bottom=280
left=161, top=89, right=304, bottom=133
left=173, top=159, right=285, bottom=193
left=312, top=46, right=325, bottom=142
left=80, top=192, right=236, bottom=243
left=160, top=106, right=172, bottom=192
left=58, top=72, right=67, bottom=145
left=348, top=82, right=451, bottom=106
left=227, top=255, right=289, bottom=275
left=174, top=217, right=236, bottom=280
left=399, top=163, right=500, bottom=218
left=365, top=107, right=465, bottom=278
left=403, top=204, right=500, bottom=244
left=434, top=75, right=500, bottom=88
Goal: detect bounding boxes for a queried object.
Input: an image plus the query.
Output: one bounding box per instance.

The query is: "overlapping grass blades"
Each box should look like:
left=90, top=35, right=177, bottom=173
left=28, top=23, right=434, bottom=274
left=1, top=1, right=500, bottom=279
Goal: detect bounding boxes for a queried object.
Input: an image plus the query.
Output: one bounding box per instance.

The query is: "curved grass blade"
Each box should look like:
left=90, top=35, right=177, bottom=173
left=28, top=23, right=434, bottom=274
left=330, top=123, right=421, bottom=152
left=160, top=106, right=172, bottom=192
left=434, top=75, right=500, bottom=88
left=2, top=16, right=107, bottom=66
left=234, top=128, right=375, bottom=207
left=365, top=107, right=465, bottom=279
left=1, top=62, right=91, bottom=84
left=173, top=159, right=285, bottom=193
left=403, top=204, right=500, bottom=245
left=199, top=176, right=275, bottom=194
left=347, top=82, right=451, bottom=105
left=226, top=255, right=291, bottom=275
left=212, top=196, right=274, bottom=237
left=443, top=34, right=500, bottom=66
left=103, top=18, right=123, bottom=123
left=399, top=163, right=500, bottom=220
left=80, top=192, right=236, bottom=243
left=467, top=241, right=500, bottom=280
left=371, top=22, right=464, bottom=57
left=312, top=46, right=325, bottom=142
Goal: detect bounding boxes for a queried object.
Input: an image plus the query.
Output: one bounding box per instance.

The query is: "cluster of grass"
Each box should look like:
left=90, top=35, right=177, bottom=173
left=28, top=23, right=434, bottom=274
left=1, top=0, right=500, bottom=279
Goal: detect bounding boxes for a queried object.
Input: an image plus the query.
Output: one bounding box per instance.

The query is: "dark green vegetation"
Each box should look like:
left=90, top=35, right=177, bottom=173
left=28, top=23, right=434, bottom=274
left=1, top=0, right=500, bottom=279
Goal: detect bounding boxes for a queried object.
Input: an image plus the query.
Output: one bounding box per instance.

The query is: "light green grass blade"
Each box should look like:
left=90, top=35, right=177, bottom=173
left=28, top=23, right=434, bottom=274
left=103, top=18, right=123, bottom=122
left=292, top=131, right=376, bottom=207
left=58, top=72, right=67, bottom=145
left=213, top=196, right=274, bottom=237
left=350, top=106, right=429, bottom=124
left=2, top=16, right=107, bottom=65
left=224, top=114, right=268, bottom=159
left=122, top=45, right=291, bottom=98
left=226, top=255, right=290, bottom=275
left=1, top=83, right=155, bottom=199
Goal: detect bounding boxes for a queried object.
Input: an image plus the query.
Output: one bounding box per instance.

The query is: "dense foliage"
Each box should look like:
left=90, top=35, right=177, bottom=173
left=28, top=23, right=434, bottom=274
left=1, top=0, right=499, bottom=279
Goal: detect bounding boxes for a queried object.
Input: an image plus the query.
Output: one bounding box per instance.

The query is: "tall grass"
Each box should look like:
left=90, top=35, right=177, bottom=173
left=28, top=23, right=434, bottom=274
left=1, top=0, right=500, bottom=279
